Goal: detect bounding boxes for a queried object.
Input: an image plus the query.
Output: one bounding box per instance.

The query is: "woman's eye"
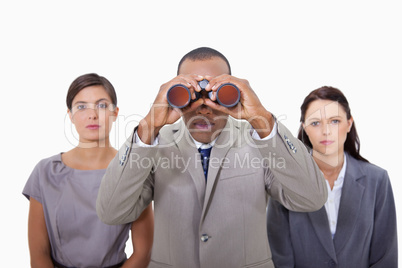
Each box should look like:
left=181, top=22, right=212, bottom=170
left=331, top=119, right=340, bottom=124
left=97, top=103, right=108, bottom=109
left=311, top=121, right=319, bottom=126
left=77, top=104, right=87, bottom=110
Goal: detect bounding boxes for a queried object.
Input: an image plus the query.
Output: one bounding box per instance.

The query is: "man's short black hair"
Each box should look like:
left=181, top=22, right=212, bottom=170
left=177, top=47, right=232, bottom=75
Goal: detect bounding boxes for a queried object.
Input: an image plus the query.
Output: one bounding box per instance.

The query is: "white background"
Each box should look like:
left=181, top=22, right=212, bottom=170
left=1, top=1, right=401, bottom=266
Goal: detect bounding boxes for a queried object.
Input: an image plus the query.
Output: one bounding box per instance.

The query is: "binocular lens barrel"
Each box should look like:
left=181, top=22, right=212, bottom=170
left=166, top=85, right=192, bottom=108
left=167, top=81, right=240, bottom=108
left=216, top=84, right=240, bottom=108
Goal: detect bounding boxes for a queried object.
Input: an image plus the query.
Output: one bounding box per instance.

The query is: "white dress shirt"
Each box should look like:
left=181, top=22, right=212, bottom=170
left=324, top=154, right=347, bottom=238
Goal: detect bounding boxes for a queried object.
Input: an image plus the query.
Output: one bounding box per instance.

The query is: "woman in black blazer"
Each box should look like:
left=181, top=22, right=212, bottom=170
left=267, top=86, right=397, bottom=268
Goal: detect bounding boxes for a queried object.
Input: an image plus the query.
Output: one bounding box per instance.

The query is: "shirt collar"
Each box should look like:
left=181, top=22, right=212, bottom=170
left=189, top=135, right=216, bottom=149
left=334, top=153, right=347, bottom=186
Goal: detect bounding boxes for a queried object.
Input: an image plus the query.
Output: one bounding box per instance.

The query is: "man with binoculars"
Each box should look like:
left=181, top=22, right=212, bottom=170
left=97, top=47, right=327, bottom=268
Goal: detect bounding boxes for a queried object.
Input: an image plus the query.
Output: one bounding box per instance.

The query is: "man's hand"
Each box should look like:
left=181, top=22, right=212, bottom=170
left=137, top=74, right=205, bottom=144
left=203, top=75, right=275, bottom=138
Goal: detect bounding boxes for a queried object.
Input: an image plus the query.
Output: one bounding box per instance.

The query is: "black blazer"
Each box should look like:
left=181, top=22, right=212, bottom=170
left=267, top=153, right=397, bottom=268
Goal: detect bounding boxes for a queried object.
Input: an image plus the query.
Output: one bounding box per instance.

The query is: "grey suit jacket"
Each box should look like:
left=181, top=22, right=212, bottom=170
left=97, top=117, right=327, bottom=268
left=267, top=153, right=398, bottom=268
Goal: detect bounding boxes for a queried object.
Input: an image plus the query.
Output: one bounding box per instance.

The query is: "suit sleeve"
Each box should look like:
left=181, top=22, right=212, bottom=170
left=96, top=131, right=156, bottom=225
left=254, top=121, right=327, bottom=212
left=369, top=171, right=398, bottom=267
left=267, top=198, right=295, bottom=268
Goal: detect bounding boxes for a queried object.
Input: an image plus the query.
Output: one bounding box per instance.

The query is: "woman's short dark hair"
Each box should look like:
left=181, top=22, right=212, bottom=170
left=298, top=86, right=368, bottom=162
left=177, top=47, right=232, bottom=75
left=66, top=73, right=117, bottom=110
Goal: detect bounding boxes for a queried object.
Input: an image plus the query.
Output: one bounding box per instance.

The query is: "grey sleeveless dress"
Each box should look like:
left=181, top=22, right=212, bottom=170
left=23, top=154, right=131, bottom=267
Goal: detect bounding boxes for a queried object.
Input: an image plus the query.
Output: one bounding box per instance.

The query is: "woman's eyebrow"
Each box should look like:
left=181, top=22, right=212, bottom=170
left=72, top=101, right=87, bottom=106
left=306, top=117, right=320, bottom=122
left=95, top=98, right=110, bottom=103
left=328, top=115, right=343, bottom=120
left=73, top=98, right=110, bottom=105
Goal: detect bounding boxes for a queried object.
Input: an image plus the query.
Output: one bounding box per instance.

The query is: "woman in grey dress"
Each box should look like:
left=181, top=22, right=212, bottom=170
left=23, top=73, right=154, bottom=268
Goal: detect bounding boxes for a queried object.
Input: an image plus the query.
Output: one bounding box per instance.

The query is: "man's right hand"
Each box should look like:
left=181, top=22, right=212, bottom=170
left=137, top=74, right=205, bottom=145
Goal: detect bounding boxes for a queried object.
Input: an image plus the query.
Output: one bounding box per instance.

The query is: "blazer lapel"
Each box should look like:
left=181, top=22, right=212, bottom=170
left=333, top=154, right=365, bottom=253
left=173, top=120, right=207, bottom=208
left=308, top=208, right=338, bottom=260
left=201, top=117, right=240, bottom=222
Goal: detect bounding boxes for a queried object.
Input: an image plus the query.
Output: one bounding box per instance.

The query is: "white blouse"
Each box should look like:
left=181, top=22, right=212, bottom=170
left=324, top=154, right=347, bottom=238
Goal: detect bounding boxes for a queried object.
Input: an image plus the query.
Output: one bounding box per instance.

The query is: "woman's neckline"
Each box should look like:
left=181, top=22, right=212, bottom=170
left=59, top=153, right=107, bottom=171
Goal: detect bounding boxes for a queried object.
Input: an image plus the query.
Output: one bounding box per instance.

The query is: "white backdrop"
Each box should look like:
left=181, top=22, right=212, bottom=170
left=1, top=1, right=400, bottom=266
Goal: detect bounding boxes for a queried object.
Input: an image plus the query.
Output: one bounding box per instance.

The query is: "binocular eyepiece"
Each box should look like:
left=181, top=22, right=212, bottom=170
left=167, top=79, right=240, bottom=109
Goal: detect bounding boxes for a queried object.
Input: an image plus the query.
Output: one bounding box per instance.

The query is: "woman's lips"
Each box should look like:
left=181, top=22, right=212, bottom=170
left=320, top=140, right=334, bottom=145
left=86, top=124, right=100, bottom=130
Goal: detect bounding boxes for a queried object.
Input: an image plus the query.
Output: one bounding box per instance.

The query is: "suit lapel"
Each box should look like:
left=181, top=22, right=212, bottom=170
left=201, top=117, right=240, bottom=222
left=333, top=154, right=365, bottom=253
left=173, top=120, right=207, bottom=208
left=308, top=208, right=337, bottom=260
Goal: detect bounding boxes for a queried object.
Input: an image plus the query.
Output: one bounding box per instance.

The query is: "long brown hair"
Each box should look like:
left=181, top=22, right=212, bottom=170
left=298, top=86, right=368, bottom=162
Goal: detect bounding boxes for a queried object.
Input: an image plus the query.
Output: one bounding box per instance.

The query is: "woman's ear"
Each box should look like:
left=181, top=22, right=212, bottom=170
left=67, top=109, right=74, bottom=123
left=111, top=106, right=119, bottom=122
left=347, top=116, right=354, bottom=132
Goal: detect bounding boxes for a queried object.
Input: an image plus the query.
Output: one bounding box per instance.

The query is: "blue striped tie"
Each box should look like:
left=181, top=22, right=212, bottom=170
left=199, top=146, right=212, bottom=179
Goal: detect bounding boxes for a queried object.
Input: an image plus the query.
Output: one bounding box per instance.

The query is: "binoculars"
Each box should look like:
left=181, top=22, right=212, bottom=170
left=167, top=79, right=240, bottom=108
